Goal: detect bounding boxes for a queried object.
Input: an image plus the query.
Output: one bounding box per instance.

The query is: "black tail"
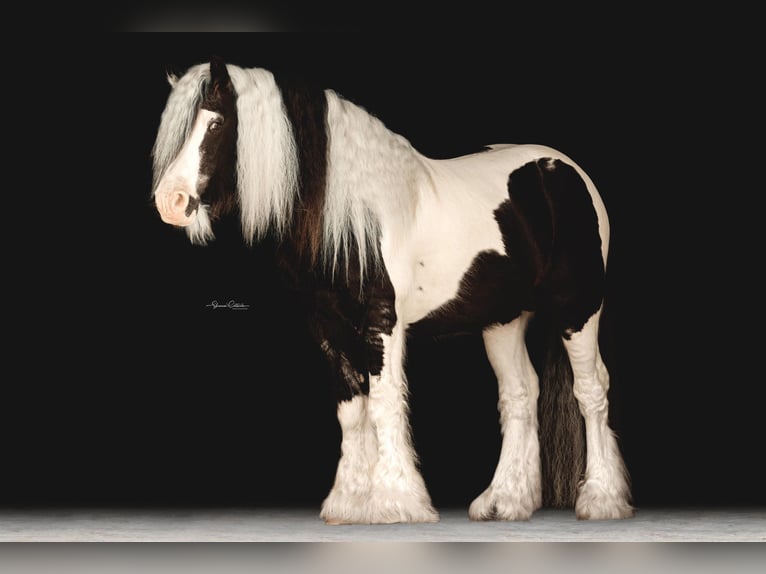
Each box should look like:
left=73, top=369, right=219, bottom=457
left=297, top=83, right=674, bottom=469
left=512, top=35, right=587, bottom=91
left=528, top=316, right=585, bottom=508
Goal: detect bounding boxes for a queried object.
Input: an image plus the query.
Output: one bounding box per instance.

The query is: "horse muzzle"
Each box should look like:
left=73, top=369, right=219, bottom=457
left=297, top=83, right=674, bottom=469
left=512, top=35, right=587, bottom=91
left=155, top=191, right=200, bottom=226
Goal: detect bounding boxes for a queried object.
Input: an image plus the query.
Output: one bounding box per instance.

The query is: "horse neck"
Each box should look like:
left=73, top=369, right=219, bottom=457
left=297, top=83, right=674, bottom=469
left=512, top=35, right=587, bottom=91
left=325, top=91, right=426, bottom=232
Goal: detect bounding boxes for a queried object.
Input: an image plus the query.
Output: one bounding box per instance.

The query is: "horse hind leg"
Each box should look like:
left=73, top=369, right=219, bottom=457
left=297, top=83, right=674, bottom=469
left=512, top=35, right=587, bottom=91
left=563, top=309, right=633, bottom=519
left=470, top=312, right=542, bottom=521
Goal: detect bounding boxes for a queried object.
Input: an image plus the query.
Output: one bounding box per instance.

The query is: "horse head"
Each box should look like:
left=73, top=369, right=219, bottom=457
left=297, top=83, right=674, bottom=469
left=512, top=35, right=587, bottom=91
left=153, top=57, right=238, bottom=238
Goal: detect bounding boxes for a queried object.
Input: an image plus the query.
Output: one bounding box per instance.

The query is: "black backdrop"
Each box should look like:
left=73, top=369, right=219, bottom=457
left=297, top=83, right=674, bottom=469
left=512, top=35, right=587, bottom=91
left=5, top=32, right=762, bottom=510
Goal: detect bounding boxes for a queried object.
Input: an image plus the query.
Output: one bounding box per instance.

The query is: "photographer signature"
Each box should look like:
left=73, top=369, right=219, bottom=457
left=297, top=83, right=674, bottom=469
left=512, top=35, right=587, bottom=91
left=205, top=300, right=250, bottom=310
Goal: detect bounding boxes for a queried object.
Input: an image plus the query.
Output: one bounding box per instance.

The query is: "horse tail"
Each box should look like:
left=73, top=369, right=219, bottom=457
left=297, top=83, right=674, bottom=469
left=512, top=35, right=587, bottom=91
left=532, top=316, right=586, bottom=508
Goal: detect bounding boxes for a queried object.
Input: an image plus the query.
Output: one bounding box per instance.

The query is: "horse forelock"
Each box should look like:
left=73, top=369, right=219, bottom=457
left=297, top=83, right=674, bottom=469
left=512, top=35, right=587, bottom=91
left=151, top=63, right=210, bottom=193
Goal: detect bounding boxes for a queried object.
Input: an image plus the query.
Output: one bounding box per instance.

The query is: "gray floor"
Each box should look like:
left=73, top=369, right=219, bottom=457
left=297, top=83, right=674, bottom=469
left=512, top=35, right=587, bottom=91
left=1, top=507, right=764, bottom=542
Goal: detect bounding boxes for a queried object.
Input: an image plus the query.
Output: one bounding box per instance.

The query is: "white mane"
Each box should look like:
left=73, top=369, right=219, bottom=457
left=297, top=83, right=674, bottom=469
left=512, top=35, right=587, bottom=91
left=153, top=63, right=422, bottom=280
left=227, top=66, right=299, bottom=242
left=323, top=91, right=421, bottom=279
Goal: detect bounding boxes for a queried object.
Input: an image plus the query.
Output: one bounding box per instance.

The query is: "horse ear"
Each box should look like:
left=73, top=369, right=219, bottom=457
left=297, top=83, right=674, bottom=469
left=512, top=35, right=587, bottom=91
left=209, top=56, right=232, bottom=97
left=165, top=66, right=179, bottom=88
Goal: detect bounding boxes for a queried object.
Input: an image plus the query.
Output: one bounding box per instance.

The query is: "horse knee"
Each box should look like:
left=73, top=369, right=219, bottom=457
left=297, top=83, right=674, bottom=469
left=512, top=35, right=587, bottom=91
left=572, top=376, right=608, bottom=417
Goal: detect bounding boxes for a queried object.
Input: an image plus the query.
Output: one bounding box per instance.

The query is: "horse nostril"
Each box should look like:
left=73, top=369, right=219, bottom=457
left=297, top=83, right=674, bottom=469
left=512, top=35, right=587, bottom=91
left=185, top=195, right=200, bottom=217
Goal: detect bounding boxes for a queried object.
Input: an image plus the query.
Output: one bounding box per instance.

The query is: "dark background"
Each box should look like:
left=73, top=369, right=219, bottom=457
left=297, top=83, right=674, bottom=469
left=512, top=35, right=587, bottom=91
left=5, top=30, right=762, bottom=511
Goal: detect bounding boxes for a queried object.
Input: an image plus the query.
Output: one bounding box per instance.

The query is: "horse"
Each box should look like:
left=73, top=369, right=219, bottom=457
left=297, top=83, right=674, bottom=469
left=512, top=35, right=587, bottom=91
left=150, top=57, right=633, bottom=524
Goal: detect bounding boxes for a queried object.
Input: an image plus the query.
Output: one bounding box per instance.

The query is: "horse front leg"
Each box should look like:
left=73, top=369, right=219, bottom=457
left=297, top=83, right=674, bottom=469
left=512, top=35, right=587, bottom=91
left=365, top=320, right=438, bottom=523
left=320, top=393, right=378, bottom=525
left=312, top=318, right=379, bottom=525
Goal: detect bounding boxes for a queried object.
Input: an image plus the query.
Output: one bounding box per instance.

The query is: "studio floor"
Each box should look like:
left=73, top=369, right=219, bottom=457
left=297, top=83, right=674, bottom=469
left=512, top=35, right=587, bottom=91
left=1, top=507, right=764, bottom=542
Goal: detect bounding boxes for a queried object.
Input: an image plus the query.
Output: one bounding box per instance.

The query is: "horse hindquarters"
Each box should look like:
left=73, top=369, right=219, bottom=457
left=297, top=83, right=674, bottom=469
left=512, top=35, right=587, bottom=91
left=474, top=158, right=632, bottom=519
left=526, top=160, right=633, bottom=519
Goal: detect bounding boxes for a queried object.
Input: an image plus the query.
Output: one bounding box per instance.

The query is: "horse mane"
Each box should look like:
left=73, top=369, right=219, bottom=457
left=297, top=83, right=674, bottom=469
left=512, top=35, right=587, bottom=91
left=227, top=66, right=300, bottom=243
left=153, top=62, right=419, bottom=281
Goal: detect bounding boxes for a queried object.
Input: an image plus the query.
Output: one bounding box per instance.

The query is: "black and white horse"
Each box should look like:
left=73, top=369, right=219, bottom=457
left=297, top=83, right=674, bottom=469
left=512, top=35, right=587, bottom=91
left=151, top=58, right=633, bottom=524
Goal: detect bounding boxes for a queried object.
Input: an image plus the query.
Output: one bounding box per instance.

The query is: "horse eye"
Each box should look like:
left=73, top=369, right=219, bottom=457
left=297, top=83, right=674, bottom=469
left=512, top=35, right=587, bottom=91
left=208, top=119, right=222, bottom=132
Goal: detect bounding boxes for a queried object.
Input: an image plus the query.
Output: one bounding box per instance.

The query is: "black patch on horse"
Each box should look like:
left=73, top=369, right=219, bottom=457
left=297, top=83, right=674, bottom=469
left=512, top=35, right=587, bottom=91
left=276, top=242, right=396, bottom=402
left=507, top=158, right=605, bottom=335
left=198, top=57, right=239, bottom=221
